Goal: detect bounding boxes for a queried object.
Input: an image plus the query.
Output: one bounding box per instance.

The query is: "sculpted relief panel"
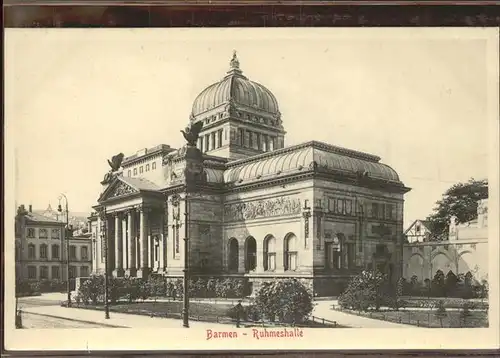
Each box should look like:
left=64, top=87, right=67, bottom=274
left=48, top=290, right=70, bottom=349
left=224, top=196, right=302, bottom=222
left=109, top=181, right=138, bottom=198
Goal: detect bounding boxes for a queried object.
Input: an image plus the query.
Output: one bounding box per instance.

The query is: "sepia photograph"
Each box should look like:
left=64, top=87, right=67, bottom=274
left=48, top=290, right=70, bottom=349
left=4, top=27, right=499, bottom=351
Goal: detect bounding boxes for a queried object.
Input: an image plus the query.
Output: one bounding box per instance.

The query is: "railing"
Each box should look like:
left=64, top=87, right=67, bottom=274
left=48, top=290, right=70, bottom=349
left=309, top=316, right=338, bottom=327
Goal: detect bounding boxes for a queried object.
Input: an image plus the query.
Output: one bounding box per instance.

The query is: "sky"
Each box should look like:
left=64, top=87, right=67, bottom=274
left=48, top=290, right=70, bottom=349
left=5, top=28, right=495, bottom=228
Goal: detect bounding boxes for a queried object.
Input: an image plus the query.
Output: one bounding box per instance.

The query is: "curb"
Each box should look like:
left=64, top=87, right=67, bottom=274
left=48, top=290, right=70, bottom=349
left=21, top=311, right=128, bottom=328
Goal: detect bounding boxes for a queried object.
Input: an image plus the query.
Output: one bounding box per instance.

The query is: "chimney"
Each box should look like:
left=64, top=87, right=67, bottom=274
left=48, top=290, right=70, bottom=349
left=29, top=205, right=32, bottom=213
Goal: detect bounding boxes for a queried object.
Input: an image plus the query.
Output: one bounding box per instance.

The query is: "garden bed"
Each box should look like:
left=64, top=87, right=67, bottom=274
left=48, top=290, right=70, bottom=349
left=402, top=297, right=489, bottom=310
left=69, top=301, right=341, bottom=328
left=336, top=308, right=488, bottom=328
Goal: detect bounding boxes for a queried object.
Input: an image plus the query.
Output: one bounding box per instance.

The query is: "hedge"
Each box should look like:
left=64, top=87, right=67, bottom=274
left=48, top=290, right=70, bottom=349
left=75, top=275, right=250, bottom=305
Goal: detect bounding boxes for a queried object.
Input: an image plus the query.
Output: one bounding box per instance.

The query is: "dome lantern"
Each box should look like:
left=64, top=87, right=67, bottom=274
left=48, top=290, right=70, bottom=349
left=189, top=51, right=286, bottom=160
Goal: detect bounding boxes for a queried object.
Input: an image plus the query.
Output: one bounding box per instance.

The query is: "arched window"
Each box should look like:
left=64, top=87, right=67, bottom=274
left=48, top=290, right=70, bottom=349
left=228, top=238, right=239, bottom=272
left=264, top=235, right=276, bottom=271
left=244, top=237, right=257, bottom=272
left=284, top=233, right=298, bottom=271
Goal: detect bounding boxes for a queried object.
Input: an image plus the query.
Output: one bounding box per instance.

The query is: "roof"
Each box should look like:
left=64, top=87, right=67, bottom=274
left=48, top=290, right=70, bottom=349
left=119, top=175, right=161, bottom=191
left=24, top=212, right=65, bottom=225
left=404, top=219, right=432, bottom=235
left=224, top=141, right=400, bottom=185
left=191, top=52, right=280, bottom=118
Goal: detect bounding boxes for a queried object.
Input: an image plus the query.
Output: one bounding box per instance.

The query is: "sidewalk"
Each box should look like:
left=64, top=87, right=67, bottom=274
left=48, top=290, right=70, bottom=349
left=312, top=301, right=412, bottom=328
left=21, top=305, right=235, bottom=329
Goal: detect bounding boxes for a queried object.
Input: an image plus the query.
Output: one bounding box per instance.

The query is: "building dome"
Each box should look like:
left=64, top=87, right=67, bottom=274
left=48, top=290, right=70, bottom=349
left=190, top=51, right=280, bottom=120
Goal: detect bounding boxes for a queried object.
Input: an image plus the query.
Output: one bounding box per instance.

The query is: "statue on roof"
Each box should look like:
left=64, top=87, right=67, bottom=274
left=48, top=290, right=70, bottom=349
left=101, top=152, right=124, bottom=185
left=181, top=121, right=204, bottom=147
left=230, top=50, right=240, bottom=69
left=107, top=153, right=124, bottom=172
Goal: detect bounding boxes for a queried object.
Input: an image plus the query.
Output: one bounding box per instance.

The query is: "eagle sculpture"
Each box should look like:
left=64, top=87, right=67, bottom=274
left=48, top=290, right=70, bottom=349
left=180, top=121, right=203, bottom=147
left=107, top=152, right=125, bottom=172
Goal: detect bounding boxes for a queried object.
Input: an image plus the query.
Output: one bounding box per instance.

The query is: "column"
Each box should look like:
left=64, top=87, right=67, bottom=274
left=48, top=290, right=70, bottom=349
left=122, top=215, right=128, bottom=271
left=159, top=209, right=165, bottom=271
left=238, top=240, right=246, bottom=273
left=126, top=210, right=136, bottom=276
left=138, top=207, right=150, bottom=278
left=148, top=233, right=153, bottom=270
left=113, top=213, right=124, bottom=277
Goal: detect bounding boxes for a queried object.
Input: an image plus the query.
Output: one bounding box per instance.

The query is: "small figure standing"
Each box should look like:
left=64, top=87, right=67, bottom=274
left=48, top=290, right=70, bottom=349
left=235, top=300, right=243, bottom=328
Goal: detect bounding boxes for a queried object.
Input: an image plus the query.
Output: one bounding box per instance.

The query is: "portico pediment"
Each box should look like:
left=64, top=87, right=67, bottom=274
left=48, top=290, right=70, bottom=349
left=98, top=177, right=139, bottom=202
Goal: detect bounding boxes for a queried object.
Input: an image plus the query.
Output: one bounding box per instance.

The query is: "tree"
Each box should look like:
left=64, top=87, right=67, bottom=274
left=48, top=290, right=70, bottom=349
left=255, top=279, right=313, bottom=324
left=431, top=270, right=446, bottom=297
left=426, top=178, right=488, bottom=240
left=459, top=301, right=474, bottom=327
left=434, top=300, right=447, bottom=327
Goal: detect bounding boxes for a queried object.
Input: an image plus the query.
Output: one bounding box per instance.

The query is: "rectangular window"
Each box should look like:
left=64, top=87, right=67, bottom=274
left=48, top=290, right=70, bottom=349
left=128, top=170, right=131, bottom=177
left=380, top=204, right=386, bottom=219
left=133, top=168, right=137, bottom=175
left=28, top=245, right=36, bottom=259
left=204, top=134, right=210, bottom=151
left=51, top=266, right=60, bottom=279
left=217, top=129, right=223, bottom=148
left=70, top=245, right=77, bottom=260
left=28, top=266, right=37, bottom=279
left=80, top=266, right=89, bottom=277
left=51, top=228, right=60, bottom=239
left=371, top=203, right=379, bottom=218
left=139, top=166, right=144, bottom=174
left=152, top=162, right=156, bottom=170
left=27, top=228, right=35, bottom=238
left=40, top=244, right=48, bottom=259
left=39, top=228, right=48, bottom=238
left=81, top=246, right=88, bottom=260
left=40, top=266, right=48, bottom=279
left=69, top=266, right=76, bottom=279
left=256, top=133, right=261, bottom=150
left=211, top=132, right=216, bottom=150
left=248, top=131, right=253, bottom=148
left=262, top=134, right=268, bottom=151
left=146, top=164, right=150, bottom=172
left=238, top=128, right=244, bottom=146
left=386, top=204, right=394, bottom=219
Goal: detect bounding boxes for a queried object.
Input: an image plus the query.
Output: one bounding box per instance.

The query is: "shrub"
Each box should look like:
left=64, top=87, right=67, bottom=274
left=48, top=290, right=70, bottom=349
left=338, top=270, right=393, bottom=312
left=459, top=301, right=474, bottom=326
left=255, top=279, right=313, bottom=324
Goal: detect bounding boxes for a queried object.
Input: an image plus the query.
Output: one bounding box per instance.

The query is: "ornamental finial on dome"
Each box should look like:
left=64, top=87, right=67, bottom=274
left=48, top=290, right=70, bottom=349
left=230, top=50, right=240, bottom=70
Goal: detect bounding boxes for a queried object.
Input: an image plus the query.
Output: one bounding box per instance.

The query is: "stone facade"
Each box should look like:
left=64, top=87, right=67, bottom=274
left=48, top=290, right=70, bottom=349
left=15, top=205, right=92, bottom=282
left=403, top=199, right=488, bottom=282
left=91, top=53, right=411, bottom=296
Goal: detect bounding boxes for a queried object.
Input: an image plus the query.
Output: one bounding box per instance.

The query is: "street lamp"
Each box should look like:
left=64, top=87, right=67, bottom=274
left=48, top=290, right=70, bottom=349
left=99, top=208, right=110, bottom=319
left=57, top=194, right=71, bottom=307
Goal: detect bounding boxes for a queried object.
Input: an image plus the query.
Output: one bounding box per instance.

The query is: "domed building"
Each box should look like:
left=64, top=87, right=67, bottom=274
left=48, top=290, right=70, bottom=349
left=91, top=52, right=411, bottom=296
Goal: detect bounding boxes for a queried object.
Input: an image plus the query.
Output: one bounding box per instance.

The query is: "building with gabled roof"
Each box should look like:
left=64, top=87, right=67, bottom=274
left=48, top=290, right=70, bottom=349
left=90, top=52, right=411, bottom=296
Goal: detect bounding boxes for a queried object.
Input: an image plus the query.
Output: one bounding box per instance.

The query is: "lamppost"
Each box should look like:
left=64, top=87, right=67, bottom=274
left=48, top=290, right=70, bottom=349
left=57, top=194, right=71, bottom=307
left=182, top=193, right=189, bottom=328
left=99, top=208, right=110, bottom=319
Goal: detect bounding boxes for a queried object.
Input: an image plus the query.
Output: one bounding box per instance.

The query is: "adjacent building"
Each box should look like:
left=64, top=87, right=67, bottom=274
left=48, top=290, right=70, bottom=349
left=91, top=52, right=411, bottom=296
left=15, top=205, right=93, bottom=283
left=404, top=220, right=433, bottom=243
left=403, top=198, right=488, bottom=282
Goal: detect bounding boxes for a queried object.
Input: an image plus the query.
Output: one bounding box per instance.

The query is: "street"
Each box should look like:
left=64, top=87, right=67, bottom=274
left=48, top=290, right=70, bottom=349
left=17, top=293, right=113, bottom=329
left=21, top=312, right=112, bottom=329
